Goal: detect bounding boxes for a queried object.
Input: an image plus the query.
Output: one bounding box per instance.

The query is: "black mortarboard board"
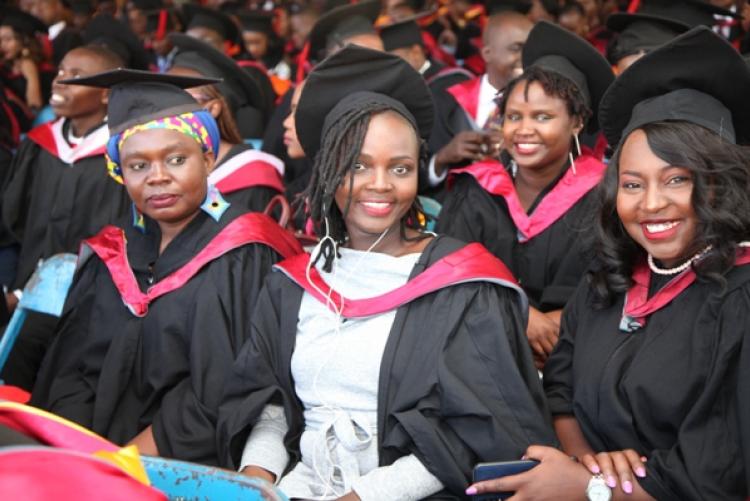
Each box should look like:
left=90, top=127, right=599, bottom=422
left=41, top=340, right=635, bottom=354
left=237, top=11, right=274, bottom=35
left=522, top=21, right=614, bottom=132
left=58, top=68, right=221, bottom=135
left=380, top=16, right=424, bottom=51
left=621, top=0, right=739, bottom=29
left=169, top=33, right=265, bottom=115
left=308, top=0, right=381, bottom=61
left=605, top=18, right=686, bottom=64
left=321, top=0, right=349, bottom=13
left=484, top=0, right=532, bottom=15
left=182, top=4, right=239, bottom=44
left=0, top=8, right=47, bottom=37
left=83, top=13, right=151, bottom=70
left=296, top=45, right=434, bottom=159
left=599, top=27, right=750, bottom=147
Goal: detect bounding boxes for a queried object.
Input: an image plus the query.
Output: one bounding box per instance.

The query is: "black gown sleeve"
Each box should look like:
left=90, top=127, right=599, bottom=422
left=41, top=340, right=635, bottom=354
left=217, top=270, right=305, bottom=470
left=382, top=282, right=556, bottom=495
left=739, top=300, right=750, bottom=491
left=151, top=244, right=281, bottom=464
left=1, top=140, right=37, bottom=246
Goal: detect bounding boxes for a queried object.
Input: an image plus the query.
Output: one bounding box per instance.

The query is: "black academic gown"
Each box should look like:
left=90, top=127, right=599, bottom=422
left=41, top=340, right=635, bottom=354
left=544, top=267, right=750, bottom=500
left=213, top=143, right=283, bottom=213
left=217, top=235, right=556, bottom=498
left=2, top=121, right=130, bottom=289
left=31, top=205, right=292, bottom=465
left=436, top=165, right=597, bottom=312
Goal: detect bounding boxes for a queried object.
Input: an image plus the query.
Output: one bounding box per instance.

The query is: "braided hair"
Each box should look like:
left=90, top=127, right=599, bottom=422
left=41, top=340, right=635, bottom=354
left=300, top=102, right=429, bottom=272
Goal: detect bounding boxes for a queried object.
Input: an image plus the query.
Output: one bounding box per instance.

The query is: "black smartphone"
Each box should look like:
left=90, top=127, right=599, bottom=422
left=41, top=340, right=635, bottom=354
left=471, top=459, right=539, bottom=501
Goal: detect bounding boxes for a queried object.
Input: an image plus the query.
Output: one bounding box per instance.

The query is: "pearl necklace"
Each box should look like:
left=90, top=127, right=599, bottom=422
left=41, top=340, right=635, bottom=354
left=647, top=245, right=712, bottom=276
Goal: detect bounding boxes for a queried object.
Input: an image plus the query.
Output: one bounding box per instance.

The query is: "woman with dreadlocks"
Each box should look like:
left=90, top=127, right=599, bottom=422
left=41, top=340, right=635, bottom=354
left=217, top=46, right=554, bottom=501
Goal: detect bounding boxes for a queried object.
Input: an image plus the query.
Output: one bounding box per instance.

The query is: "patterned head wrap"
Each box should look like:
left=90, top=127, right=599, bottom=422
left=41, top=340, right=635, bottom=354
left=105, top=110, right=221, bottom=184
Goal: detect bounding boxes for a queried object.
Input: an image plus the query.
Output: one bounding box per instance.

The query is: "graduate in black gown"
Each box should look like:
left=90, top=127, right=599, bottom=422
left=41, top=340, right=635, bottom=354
left=217, top=46, right=554, bottom=500
left=30, top=69, right=303, bottom=466
left=437, top=21, right=614, bottom=368
left=0, top=45, right=131, bottom=389
left=467, top=27, right=750, bottom=501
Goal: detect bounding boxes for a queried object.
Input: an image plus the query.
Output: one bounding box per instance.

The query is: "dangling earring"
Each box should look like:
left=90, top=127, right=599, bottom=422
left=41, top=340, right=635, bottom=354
left=200, top=183, right=230, bottom=222
left=574, top=133, right=582, bottom=157
left=569, top=152, right=577, bottom=176
left=131, top=203, right=146, bottom=233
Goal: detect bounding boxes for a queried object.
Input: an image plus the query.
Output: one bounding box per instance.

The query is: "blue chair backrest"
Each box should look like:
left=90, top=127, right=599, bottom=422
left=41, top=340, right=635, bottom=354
left=141, top=456, right=288, bottom=501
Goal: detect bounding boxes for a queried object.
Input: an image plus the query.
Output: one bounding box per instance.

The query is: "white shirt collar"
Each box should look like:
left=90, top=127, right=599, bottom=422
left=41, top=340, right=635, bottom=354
left=48, top=21, right=66, bottom=40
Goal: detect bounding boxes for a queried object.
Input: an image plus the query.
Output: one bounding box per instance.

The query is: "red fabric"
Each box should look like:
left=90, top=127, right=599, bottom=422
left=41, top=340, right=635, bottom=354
left=627, top=0, right=641, bottom=13
left=26, top=122, right=58, bottom=157
left=274, top=243, right=520, bottom=318
left=623, top=250, right=750, bottom=329
left=295, top=41, right=311, bottom=84
left=446, top=76, right=482, bottom=123
left=451, top=151, right=606, bottom=242
left=155, top=9, right=168, bottom=41
left=82, top=213, right=303, bottom=317
left=214, top=162, right=285, bottom=194
left=0, top=448, right=166, bottom=500
left=0, top=403, right=117, bottom=452
left=421, top=31, right=456, bottom=67
left=0, top=385, right=29, bottom=403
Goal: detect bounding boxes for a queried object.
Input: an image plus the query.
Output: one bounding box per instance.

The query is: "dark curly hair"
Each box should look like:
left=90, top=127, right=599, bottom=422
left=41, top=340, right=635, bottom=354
left=588, top=121, right=750, bottom=308
left=498, top=65, right=592, bottom=130
left=299, top=104, right=429, bottom=272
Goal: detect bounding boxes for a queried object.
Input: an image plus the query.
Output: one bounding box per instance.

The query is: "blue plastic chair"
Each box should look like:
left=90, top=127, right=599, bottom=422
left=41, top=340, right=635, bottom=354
left=141, top=456, right=288, bottom=500
left=418, top=196, right=442, bottom=232
left=0, top=253, right=77, bottom=380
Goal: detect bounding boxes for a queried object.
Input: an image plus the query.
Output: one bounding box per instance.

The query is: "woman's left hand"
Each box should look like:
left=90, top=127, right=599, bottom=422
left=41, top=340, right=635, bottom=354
left=580, top=450, right=647, bottom=495
left=465, top=445, right=590, bottom=501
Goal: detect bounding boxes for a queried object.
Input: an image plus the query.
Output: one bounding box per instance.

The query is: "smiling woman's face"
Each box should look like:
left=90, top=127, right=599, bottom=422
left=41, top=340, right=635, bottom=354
left=120, top=128, right=213, bottom=226
left=616, top=129, right=698, bottom=267
left=334, top=110, right=419, bottom=241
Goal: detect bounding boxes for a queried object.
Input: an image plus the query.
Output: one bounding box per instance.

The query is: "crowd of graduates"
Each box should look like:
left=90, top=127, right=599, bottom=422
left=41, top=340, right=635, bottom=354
left=0, top=0, right=748, bottom=499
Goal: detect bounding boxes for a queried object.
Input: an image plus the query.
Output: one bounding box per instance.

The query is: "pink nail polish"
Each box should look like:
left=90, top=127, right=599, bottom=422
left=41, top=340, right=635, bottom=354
left=465, top=487, right=478, bottom=495
left=636, top=467, right=646, bottom=478
left=591, top=464, right=601, bottom=474
left=607, top=476, right=617, bottom=488
left=623, top=481, right=633, bottom=494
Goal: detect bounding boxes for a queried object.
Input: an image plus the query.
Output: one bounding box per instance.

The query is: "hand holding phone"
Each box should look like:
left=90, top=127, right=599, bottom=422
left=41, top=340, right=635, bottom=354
left=471, top=459, right=540, bottom=500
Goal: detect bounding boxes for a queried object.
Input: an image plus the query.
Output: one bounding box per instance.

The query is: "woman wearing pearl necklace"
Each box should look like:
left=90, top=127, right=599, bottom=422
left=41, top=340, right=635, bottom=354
left=467, top=27, right=750, bottom=501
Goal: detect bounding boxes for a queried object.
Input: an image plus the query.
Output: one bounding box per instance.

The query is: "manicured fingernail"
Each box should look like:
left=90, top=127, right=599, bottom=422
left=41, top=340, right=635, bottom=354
left=465, top=487, right=478, bottom=495
left=521, top=455, right=528, bottom=460
left=590, top=464, right=601, bottom=474
left=641, top=456, right=648, bottom=462
left=636, top=467, right=646, bottom=478
left=607, top=476, right=617, bottom=488
left=623, top=480, right=633, bottom=494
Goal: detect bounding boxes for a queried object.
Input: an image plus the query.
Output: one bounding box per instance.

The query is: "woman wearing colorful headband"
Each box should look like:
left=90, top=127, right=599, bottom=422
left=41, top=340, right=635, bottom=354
left=217, top=46, right=554, bottom=500
left=468, top=27, right=750, bottom=501
left=31, top=69, right=302, bottom=466
left=437, top=21, right=614, bottom=369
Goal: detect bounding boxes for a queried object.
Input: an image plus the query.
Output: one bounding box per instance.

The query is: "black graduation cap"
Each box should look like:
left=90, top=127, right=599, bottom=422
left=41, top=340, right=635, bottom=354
left=182, top=4, right=239, bottom=44
left=522, top=21, right=614, bottom=132
left=599, top=27, right=750, bottom=147
left=380, top=15, right=424, bottom=51
left=237, top=11, right=274, bottom=35
left=295, top=45, right=434, bottom=159
left=83, top=13, right=151, bottom=70
left=169, top=33, right=267, bottom=119
left=621, top=0, right=739, bottom=29
left=0, top=8, right=47, bottom=37
left=58, top=68, right=221, bottom=135
left=308, top=0, right=381, bottom=61
left=127, top=0, right=164, bottom=11
left=606, top=12, right=689, bottom=64
left=484, top=0, right=532, bottom=15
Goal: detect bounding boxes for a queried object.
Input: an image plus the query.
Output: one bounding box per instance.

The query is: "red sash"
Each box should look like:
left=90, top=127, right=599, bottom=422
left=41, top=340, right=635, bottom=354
left=621, top=249, right=750, bottom=331
left=274, top=242, right=525, bottom=318
left=27, top=118, right=108, bottom=163
left=446, top=76, right=481, bottom=124
left=81, top=213, right=303, bottom=317
left=451, top=153, right=606, bottom=242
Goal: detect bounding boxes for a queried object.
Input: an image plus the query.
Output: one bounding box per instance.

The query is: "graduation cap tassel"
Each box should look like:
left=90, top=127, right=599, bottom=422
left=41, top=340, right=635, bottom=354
left=155, top=9, right=168, bottom=42
left=296, top=40, right=311, bottom=85
left=626, top=0, right=641, bottom=14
